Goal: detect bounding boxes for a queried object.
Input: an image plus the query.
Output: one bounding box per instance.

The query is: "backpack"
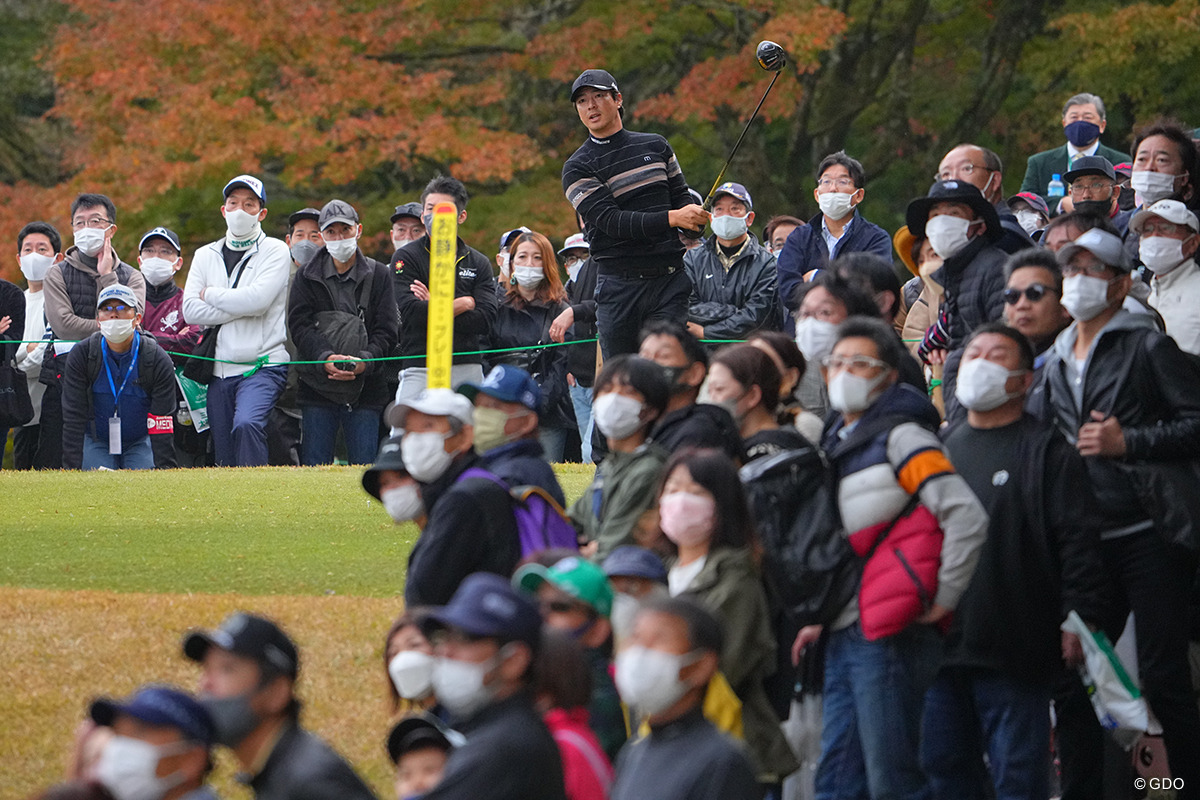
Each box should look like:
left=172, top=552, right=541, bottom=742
left=458, top=467, right=580, bottom=557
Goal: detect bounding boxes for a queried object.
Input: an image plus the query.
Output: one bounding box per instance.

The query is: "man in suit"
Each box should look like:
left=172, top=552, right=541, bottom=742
left=1020, top=93, right=1131, bottom=211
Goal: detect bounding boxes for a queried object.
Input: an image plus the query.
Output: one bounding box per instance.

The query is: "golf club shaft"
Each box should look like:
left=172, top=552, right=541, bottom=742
left=702, top=71, right=781, bottom=211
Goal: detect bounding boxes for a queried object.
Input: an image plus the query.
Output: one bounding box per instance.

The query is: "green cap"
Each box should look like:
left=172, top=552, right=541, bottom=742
left=514, top=556, right=614, bottom=618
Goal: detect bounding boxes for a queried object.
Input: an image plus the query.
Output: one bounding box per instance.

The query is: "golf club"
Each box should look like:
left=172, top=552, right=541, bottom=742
left=701, top=40, right=787, bottom=211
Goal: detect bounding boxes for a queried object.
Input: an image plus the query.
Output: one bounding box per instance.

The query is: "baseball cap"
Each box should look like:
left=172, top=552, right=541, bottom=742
left=570, top=69, right=618, bottom=101
left=457, top=365, right=541, bottom=413
left=1064, top=155, right=1117, bottom=185
left=138, top=227, right=181, bottom=254
left=97, top=284, right=139, bottom=310
left=362, top=434, right=407, bottom=500
left=515, top=555, right=614, bottom=618
left=687, top=188, right=704, bottom=206
left=1113, top=162, right=1133, bottom=178
left=288, top=208, right=321, bottom=228
left=601, top=546, right=668, bottom=585
left=1007, top=192, right=1051, bottom=219
left=386, top=388, right=475, bottom=430
left=1130, top=199, right=1200, bottom=235
left=223, top=174, right=266, bottom=204
left=558, top=233, right=589, bottom=257
left=391, top=202, right=423, bottom=224
left=905, top=180, right=1002, bottom=241
left=319, top=199, right=359, bottom=231
left=712, top=181, right=753, bottom=211
left=499, top=227, right=531, bottom=251
left=90, top=686, right=215, bottom=745
left=1057, top=227, right=1130, bottom=273
left=182, top=612, right=300, bottom=679
left=422, top=572, right=543, bottom=647
left=386, top=713, right=464, bottom=764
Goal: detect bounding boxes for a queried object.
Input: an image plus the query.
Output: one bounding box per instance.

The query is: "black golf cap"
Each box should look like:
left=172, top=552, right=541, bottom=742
left=183, top=612, right=300, bottom=679
left=288, top=208, right=320, bottom=227
left=571, top=69, right=618, bottom=101
left=319, top=199, right=359, bottom=231
left=386, top=713, right=462, bottom=765
left=362, top=434, right=407, bottom=501
left=905, top=180, right=1002, bottom=242
left=138, top=227, right=181, bottom=254
left=390, top=202, right=423, bottom=224
left=1064, top=155, right=1117, bottom=185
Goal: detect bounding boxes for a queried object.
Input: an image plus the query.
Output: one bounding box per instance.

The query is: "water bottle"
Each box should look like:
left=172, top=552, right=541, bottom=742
left=1048, top=173, right=1065, bottom=199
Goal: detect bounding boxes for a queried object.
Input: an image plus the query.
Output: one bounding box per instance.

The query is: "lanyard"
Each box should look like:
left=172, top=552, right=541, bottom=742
left=101, top=332, right=140, bottom=416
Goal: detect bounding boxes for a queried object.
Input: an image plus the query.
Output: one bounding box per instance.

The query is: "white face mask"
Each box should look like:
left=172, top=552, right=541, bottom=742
left=100, top=318, right=136, bottom=343
left=96, top=735, right=190, bottom=800
left=497, top=252, right=510, bottom=278
left=817, top=191, right=857, bottom=221
left=382, top=483, right=423, bottom=523
left=954, top=357, right=1025, bottom=412
left=432, top=650, right=505, bottom=718
left=20, top=252, right=54, bottom=282
left=512, top=266, right=544, bottom=289
left=615, top=645, right=699, bottom=717
left=139, top=257, right=177, bottom=287
left=827, top=368, right=888, bottom=414
left=401, top=430, right=456, bottom=483
left=1140, top=236, right=1192, bottom=276
left=224, top=208, right=260, bottom=239
left=795, top=317, right=838, bottom=363
left=74, top=226, right=110, bottom=258
left=389, top=650, right=435, bottom=700
left=1061, top=274, right=1114, bottom=322
left=393, top=236, right=417, bottom=252
left=925, top=214, right=974, bottom=260
left=324, top=236, right=358, bottom=262
left=592, top=392, right=646, bottom=440
left=1015, top=209, right=1042, bottom=236
left=1130, top=170, right=1179, bottom=206
left=566, top=261, right=583, bottom=283
left=710, top=213, right=749, bottom=241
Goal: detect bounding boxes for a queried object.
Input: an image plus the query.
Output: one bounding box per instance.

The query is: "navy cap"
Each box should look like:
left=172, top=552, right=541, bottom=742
left=1008, top=192, right=1051, bottom=219
left=288, top=208, right=321, bottom=227
left=90, top=685, right=215, bottom=746
left=1064, top=155, right=1117, bottom=185
left=386, top=713, right=463, bottom=764
left=183, top=612, right=299, bottom=679
left=498, top=227, right=531, bottom=251
left=712, top=182, right=753, bottom=211
left=362, top=434, right=407, bottom=500
left=571, top=69, right=618, bottom=101
left=223, top=174, right=266, bottom=204
left=422, top=573, right=542, bottom=648
left=391, top=202, right=423, bottom=224
left=138, top=227, right=181, bottom=254
left=905, top=180, right=1002, bottom=241
left=602, top=546, right=668, bottom=584
left=457, top=365, right=541, bottom=413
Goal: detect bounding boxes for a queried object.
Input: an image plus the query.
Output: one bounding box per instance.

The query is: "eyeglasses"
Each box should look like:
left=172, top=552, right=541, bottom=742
left=1069, top=181, right=1114, bottom=197
left=140, top=247, right=179, bottom=259
left=1061, top=262, right=1116, bottom=279
left=541, top=599, right=588, bottom=615
left=817, top=177, right=856, bottom=190
left=821, top=354, right=887, bottom=371
left=935, top=163, right=993, bottom=182
left=1140, top=221, right=1188, bottom=237
left=71, top=217, right=112, bottom=231
left=1002, top=284, right=1058, bottom=305
left=563, top=257, right=583, bottom=268
left=98, top=304, right=135, bottom=314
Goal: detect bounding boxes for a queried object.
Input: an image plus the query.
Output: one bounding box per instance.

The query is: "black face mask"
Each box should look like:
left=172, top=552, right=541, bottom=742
left=1073, top=198, right=1112, bottom=218
left=660, top=364, right=688, bottom=394
left=1117, top=185, right=1136, bottom=212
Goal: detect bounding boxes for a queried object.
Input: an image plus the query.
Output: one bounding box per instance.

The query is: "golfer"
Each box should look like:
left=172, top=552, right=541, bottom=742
left=562, top=69, right=709, bottom=357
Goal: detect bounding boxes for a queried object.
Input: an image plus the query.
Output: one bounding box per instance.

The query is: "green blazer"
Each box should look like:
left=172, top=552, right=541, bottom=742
left=1019, top=141, right=1131, bottom=210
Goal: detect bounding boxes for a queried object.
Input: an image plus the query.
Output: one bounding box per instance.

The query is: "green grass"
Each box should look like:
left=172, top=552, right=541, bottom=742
left=2, top=464, right=597, bottom=596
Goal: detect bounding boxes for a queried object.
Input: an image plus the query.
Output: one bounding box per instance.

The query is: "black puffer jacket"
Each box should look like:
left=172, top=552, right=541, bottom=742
left=684, top=234, right=782, bottom=339
left=486, top=293, right=574, bottom=431
left=565, top=256, right=598, bottom=387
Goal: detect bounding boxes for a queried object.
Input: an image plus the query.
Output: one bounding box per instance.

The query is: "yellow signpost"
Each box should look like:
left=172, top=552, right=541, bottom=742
left=426, top=202, right=457, bottom=390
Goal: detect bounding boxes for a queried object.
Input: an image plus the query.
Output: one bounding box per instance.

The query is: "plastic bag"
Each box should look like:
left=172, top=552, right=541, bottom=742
left=1062, top=610, right=1161, bottom=750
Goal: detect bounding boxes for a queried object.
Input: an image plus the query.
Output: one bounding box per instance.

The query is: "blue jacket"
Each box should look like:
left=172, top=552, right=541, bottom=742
left=776, top=211, right=892, bottom=319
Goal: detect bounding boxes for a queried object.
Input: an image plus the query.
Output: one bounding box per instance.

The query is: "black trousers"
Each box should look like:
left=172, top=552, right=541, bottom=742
left=594, top=268, right=691, bottom=358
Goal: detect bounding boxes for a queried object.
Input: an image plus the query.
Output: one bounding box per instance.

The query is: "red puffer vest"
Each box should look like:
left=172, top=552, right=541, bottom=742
left=847, top=504, right=943, bottom=640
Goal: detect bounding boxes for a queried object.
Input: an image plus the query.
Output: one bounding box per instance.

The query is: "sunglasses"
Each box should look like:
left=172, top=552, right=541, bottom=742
left=1002, top=284, right=1057, bottom=305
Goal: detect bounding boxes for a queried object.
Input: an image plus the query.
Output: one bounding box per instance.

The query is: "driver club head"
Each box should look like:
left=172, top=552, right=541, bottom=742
left=756, top=40, right=787, bottom=72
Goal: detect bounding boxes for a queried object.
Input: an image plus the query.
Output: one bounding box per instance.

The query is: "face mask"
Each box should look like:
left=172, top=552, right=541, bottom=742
left=74, top=226, right=110, bottom=258
left=817, top=191, right=857, bottom=221
left=393, top=236, right=416, bottom=252
left=100, top=318, right=136, bottom=343
left=324, top=236, right=358, bottom=262
left=592, top=392, right=646, bottom=440
left=388, top=650, right=435, bottom=700
left=925, top=214, right=974, bottom=260
left=566, top=261, right=583, bottom=283
left=473, top=405, right=518, bottom=452
left=432, top=649, right=505, bottom=718
left=710, top=213, right=749, bottom=240
left=1014, top=210, right=1042, bottom=236
left=610, top=593, right=641, bottom=642
left=1131, top=171, right=1179, bottom=206
left=201, top=692, right=261, bottom=747
left=95, top=736, right=190, bottom=800
left=659, top=491, right=716, bottom=548
left=512, top=266, right=544, bottom=288
left=1073, top=198, right=1111, bottom=218
left=1140, top=236, right=1192, bottom=276
left=290, top=239, right=319, bottom=267
left=954, top=357, right=1025, bottom=412
left=401, top=430, right=456, bottom=483
left=828, top=368, right=888, bottom=414
left=139, top=257, right=177, bottom=287
left=382, top=483, right=423, bottom=523
left=1061, top=274, right=1115, bottom=322
left=224, top=209, right=260, bottom=239
left=1064, top=120, right=1101, bottom=148
left=497, top=252, right=510, bottom=276
left=659, top=364, right=688, bottom=393
left=20, top=252, right=54, bottom=282
left=795, top=317, right=837, bottom=363
left=422, top=212, right=434, bottom=235
left=615, top=645, right=699, bottom=717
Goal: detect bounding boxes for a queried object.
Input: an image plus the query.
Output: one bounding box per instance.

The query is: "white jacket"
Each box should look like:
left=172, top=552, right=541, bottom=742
left=1149, top=259, right=1200, bottom=356
left=182, top=235, right=291, bottom=379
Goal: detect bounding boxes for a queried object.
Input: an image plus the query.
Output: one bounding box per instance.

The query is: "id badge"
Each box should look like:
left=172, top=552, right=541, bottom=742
left=109, top=416, right=122, bottom=455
